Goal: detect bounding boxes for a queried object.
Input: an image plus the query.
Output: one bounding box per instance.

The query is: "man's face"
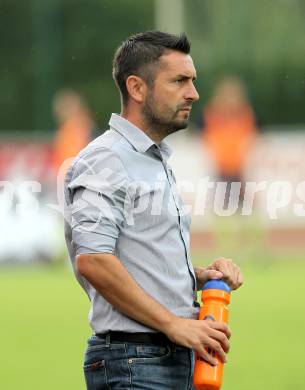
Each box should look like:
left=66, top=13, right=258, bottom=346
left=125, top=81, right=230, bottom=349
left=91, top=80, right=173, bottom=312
left=142, top=50, right=199, bottom=134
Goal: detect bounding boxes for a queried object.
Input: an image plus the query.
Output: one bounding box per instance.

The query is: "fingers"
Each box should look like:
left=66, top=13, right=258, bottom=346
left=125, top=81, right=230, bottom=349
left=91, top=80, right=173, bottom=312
left=229, top=261, right=243, bottom=290
left=208, top=327, right=230, bottom=353
left=195, top=321, right=231, bottom=364
left=206, top=321, right=231, bottom=353
left=167, top=318, right=230, bottom=366
left=207, top=339, right=227, bottom=363
left=197, top=336, right=227, bottom=364
left=208, top=321, right=232, bottom=339
left=214, top=258, right=232, bottom=282
left=197, top=344, right=218, bottom=366
left=210, top=257, right=243, bottom=290
left=196, top=268, right=223, bottom=287
left=237, top=270, right=243, bottom=288
left=197, top=257, right=243, bottom=290
left=227, top=259, right=243, bottom=290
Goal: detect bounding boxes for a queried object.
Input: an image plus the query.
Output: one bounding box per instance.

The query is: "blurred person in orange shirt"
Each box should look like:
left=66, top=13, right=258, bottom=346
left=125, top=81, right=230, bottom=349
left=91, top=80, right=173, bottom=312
left=52, top=89, right=94, bottom=174
left=202, top=77, right=256, bottom=208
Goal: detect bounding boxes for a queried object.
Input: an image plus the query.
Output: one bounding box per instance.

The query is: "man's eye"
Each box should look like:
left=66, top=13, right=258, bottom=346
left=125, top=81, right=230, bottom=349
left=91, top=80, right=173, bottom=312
left=175, top=79, right=184, bottom=84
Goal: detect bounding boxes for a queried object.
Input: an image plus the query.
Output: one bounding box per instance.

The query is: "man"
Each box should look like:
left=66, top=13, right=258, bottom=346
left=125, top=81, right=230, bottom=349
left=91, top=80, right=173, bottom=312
left=64, top=31, right=243, bottom=390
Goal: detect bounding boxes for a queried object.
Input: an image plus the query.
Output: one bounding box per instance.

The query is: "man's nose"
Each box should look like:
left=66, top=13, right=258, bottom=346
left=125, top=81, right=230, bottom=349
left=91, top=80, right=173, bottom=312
left=185, top=83, right=200, bottom=102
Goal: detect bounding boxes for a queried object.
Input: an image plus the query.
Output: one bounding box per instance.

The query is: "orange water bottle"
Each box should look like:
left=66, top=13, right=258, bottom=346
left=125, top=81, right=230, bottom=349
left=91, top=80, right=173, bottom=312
left=193, top=280, right=231, bottom=390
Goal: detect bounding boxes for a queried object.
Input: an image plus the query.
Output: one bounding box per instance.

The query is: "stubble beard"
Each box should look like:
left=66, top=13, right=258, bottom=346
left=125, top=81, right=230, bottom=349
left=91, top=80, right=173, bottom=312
left=142, top=93, right=189, bottom=137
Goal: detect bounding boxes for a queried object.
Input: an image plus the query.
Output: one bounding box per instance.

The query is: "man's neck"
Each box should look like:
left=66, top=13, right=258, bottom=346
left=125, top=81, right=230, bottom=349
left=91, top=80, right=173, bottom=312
left=121, top=108, right=166, bottom=145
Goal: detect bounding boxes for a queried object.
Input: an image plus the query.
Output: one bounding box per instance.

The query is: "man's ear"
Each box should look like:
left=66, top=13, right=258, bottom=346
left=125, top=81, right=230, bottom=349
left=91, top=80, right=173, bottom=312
left=125, top=75, right=147, bottom=104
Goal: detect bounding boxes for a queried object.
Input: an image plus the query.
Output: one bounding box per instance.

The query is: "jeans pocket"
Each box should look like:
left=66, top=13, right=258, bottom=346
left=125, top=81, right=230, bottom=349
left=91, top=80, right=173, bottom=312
left=83, top=359, right=106, bottom=372
left=83, top=357, right=108, bottom=390
left=128, top=345, right=172, bottom=364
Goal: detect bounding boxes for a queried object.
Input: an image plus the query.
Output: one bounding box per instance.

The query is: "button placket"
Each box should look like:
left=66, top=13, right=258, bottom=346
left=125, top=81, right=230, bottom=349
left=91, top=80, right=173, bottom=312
left=167, top=164, right=196, bottom=289
left=158, top=157, right=196, bottom=290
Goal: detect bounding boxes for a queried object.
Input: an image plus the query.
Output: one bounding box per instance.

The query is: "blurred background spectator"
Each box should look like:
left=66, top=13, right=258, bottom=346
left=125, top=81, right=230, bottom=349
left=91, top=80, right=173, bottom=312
left=52, top=89, right=94, bottom=174
left=202, top=77, right=256, bottom=208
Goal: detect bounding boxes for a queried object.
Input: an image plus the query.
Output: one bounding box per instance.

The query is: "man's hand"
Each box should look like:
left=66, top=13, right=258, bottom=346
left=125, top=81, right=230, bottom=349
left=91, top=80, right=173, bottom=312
left=164, top=317, right=231, bottom=366
left=77, top=252, right=234, bottom=367
left=195, top=257, right=243, bottom=290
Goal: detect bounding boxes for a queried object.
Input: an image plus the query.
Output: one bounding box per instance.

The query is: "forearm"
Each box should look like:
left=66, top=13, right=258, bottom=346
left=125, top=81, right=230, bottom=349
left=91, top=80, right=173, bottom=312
left=76, top=253, right=231, bottom=364
left=76, top=252, right=176, bottom=333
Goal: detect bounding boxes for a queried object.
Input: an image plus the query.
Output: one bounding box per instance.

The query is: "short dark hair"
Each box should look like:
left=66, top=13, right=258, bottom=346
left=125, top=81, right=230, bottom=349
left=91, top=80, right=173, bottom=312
left=112, top=31, right=191, bottom=104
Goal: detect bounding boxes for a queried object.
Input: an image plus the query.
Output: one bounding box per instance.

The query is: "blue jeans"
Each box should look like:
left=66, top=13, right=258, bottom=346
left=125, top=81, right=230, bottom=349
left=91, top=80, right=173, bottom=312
left=83, top=335, right=196, bottom=390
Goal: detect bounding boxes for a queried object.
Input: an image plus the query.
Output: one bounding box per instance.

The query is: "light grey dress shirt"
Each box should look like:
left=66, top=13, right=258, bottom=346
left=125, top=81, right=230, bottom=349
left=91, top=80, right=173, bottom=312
left=64, top=113, right=199, bottom=334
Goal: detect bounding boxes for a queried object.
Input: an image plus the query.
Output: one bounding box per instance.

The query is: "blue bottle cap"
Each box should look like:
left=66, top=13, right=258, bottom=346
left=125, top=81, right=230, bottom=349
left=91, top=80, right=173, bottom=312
left=202, top=279, right=231, bottom=293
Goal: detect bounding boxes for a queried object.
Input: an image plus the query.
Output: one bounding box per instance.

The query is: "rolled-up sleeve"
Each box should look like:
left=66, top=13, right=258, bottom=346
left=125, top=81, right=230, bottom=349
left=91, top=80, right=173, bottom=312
left=66, top=147, right=130, bottom=255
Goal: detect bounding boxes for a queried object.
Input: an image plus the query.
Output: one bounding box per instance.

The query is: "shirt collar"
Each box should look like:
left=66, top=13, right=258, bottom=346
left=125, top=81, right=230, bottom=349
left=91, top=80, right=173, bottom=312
left=109, top=113, right=172, bottom=161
